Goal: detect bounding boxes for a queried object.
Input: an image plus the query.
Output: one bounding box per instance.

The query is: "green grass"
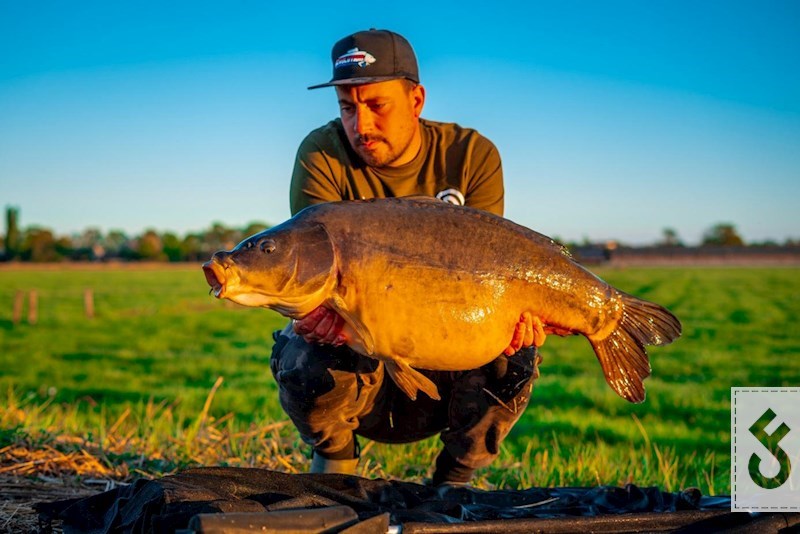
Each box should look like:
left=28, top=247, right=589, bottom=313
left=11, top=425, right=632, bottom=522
left=1, top=263, right=799, bottom=494
left=0, top=266, right=287, bottom=421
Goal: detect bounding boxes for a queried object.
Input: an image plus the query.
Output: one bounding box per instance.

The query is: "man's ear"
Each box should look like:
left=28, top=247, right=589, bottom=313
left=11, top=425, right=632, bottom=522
left=412, top=84, right=425, bottom=119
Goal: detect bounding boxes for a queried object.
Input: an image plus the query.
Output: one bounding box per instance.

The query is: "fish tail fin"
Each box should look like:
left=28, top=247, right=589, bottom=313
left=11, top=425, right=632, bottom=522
left=589, top=292, right=682, bottom=403
left=384, top=360, right=441, bottom=401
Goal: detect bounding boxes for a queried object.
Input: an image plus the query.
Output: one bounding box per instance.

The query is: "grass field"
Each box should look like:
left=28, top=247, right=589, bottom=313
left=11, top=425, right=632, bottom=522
left=1, top=263, right=799, bottom=494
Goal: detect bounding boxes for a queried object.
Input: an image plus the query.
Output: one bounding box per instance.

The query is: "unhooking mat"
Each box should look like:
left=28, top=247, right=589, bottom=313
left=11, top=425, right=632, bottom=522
left=35, top=467, right=798, bottom=533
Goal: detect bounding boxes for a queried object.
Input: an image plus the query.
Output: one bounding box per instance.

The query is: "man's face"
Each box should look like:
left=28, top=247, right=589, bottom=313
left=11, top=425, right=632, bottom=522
left=335, top=80, right=425, bottom=168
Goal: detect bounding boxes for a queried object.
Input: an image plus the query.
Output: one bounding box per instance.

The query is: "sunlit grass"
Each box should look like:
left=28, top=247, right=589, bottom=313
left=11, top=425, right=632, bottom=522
left=0, top=384, right=718, bottom=493
left=2, top=264, right=799, bottom=494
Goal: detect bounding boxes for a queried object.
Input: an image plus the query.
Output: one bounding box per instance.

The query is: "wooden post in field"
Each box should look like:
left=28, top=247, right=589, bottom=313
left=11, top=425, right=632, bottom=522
left=84, top=288, right=95, bottom=319
left=28, top=290, right=38, bottom=325
left=13, top=290, right=24, bottom=324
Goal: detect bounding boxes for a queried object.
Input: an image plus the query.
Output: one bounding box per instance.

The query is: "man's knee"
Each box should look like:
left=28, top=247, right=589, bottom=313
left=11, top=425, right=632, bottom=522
left=441, top=347, right=542, bottom=470
left=481, top=346, right=540, bottom=406
left=269, top=326, right=382, bottom=454
left=270, top=326, right=351, bottom=399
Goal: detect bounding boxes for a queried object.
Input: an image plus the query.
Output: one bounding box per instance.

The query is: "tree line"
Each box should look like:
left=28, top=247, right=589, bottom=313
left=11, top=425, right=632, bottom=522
left=1, top=207, right=269, bottom=263
left=1, top=206, right=797, bottom=263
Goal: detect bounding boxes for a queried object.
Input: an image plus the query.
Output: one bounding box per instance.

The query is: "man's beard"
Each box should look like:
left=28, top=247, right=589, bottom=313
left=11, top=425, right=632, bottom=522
left=354, top=133, right=413, bottom=168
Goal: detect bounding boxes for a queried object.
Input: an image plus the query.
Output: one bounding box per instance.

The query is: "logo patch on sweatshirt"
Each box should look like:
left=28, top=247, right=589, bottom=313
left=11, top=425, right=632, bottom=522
left=436, top=188, right=465, bottom=206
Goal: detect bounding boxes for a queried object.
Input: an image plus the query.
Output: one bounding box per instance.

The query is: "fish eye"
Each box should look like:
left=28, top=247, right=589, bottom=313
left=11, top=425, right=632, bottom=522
left=259, top=239, right=276, bottom=254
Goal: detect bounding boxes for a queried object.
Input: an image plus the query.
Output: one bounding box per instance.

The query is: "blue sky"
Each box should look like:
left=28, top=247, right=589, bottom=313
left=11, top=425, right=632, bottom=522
left=1, top=1, right=798, bottom=245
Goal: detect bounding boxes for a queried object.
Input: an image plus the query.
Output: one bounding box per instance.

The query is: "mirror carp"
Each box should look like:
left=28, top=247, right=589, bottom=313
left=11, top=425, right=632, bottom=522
left=203, top=197, right=681, bottom=403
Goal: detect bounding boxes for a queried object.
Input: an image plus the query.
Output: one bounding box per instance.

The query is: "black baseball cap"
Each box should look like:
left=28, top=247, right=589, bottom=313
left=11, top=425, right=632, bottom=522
left=308, top=29, right=419, bottom=90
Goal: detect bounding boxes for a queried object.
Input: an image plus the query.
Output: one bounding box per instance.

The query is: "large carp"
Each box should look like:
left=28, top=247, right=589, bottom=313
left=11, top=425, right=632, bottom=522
left=203, top=197, right=681, bottom=403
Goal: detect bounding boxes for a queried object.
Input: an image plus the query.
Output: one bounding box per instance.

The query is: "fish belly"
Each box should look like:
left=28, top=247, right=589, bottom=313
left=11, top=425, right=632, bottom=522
left=343, top=264, right=528, bottom=371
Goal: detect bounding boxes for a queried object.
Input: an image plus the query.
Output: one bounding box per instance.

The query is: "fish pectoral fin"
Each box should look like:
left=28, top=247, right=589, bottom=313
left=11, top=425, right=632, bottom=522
left=384, top=360, right=441, bottom=402
left=327, top=294, right=375, bottom=355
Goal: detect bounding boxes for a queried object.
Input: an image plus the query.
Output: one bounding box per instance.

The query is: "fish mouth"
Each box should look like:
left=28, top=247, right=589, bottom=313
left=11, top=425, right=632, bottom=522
left=202, top=260, right=227, bottom=298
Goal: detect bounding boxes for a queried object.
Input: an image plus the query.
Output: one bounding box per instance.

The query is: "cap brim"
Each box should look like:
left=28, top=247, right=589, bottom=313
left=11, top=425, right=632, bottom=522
left=307, top=75, right=416, bottom=90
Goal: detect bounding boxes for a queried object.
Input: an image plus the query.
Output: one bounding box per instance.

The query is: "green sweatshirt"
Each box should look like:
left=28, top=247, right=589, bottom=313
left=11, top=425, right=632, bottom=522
left=290, top=118, right=504, bottom=217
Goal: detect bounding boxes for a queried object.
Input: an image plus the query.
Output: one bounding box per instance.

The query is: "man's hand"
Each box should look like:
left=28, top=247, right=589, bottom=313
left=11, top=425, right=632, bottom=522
left=503, top=312, right=546, bottom=356
left=503, top=312, right=575, bottom=355
left=293, top=306, right=348, bottom=346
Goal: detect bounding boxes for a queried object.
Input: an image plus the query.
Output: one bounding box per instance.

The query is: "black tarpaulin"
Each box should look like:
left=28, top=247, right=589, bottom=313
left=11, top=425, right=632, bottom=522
left=34, top=467, right=798, bottom=533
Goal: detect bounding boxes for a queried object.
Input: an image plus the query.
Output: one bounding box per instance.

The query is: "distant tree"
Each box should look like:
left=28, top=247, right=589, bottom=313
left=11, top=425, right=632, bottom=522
left=70, top=227, right=103, bottom=260
left=181, top=233, right=207, bottom=262
left=137, top=229, right=166, bottom=261
left=205, top=222, right=239, bottom=251
left=702, top=223, right=745, bottom=247
left=20, top=227, right=61, bottom=262
left=5, top=206, right=20, bottom=260
left=162, top=232, right=183, bottom=262
left=73, top=227, right=102, bottom=249
left=751, top=239, right=779, bottom=247
left=104, top=230, right=130, bottom=258
left=56, top=236, right=74, bottom=259
left=659, top=227, right=683, bottom=247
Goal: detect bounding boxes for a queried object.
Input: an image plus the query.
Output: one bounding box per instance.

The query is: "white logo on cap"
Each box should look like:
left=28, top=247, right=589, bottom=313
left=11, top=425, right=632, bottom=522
left=335, top=48, right=376, bottom=69
left=435, top=188, right=465, bottom=206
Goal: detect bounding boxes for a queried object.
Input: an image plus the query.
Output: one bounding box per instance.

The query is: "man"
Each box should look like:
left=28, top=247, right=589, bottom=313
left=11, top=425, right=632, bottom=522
left=271, top=29, right=540, bottom=485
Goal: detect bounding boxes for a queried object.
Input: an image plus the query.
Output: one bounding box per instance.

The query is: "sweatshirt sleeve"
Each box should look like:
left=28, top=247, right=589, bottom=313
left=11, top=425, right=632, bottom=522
left=463, top=135, right=504, bottom=217
left=289, top=128, right=346, bottom=216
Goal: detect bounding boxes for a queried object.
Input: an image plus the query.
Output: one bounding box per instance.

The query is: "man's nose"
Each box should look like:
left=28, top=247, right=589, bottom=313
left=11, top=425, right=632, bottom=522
left=353, top=107, right=374, bottom=135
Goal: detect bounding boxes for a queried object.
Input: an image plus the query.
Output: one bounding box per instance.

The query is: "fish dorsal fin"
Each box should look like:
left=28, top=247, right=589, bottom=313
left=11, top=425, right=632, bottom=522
left=384, top=360, right=441, bottom=401
left=327, top=294, right=375, bottom=356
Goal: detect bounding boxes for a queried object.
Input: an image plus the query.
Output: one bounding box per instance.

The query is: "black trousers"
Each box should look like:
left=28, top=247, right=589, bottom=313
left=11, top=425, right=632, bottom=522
left=270, top=325, right=541, bottom=471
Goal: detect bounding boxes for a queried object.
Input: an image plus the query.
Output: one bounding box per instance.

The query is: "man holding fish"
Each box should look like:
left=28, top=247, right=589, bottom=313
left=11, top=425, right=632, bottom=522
left=273, top=29, right=540, bottom=485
